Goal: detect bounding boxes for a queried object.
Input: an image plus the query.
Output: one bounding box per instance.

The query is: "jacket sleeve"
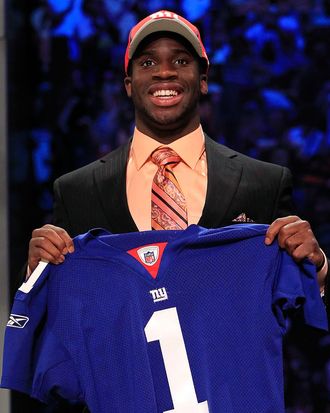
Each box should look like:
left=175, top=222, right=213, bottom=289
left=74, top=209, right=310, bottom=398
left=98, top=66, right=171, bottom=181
left=52, top=178, right=73, bottom=234
left=271, top=166, right=294, bottom=220
left=324, top=260, right=330, bottom=320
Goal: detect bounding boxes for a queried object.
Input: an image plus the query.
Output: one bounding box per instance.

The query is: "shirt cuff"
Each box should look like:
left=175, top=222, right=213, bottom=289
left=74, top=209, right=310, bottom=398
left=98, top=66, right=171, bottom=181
left=26, top=265, right=32, bottom=281
left=318, top=249, right=328, bottom=297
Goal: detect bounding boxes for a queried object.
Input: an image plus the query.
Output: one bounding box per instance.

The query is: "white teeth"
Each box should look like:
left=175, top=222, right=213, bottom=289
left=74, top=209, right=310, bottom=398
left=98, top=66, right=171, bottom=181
left=153, top=90, right=178, bottom=97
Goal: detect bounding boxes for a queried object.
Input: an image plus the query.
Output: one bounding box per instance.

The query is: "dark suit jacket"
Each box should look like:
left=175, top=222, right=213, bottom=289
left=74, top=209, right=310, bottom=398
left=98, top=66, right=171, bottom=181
left=53, top=135, right=293, bottom=233
left=52, top=134, right=329, bottom=315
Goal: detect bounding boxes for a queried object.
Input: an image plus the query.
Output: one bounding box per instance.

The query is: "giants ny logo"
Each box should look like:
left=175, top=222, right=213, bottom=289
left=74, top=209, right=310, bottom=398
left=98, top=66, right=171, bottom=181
left=149, top=287, right=168, bottom=303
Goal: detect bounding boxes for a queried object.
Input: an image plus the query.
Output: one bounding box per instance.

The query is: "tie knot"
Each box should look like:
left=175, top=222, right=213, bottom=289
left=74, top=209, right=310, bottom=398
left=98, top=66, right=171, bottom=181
left=151, top=147, right=181, bottom=167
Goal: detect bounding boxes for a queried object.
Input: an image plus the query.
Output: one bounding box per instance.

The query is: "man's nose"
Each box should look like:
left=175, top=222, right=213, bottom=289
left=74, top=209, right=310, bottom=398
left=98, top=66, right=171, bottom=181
left=152, top=62, right=178, bottom=79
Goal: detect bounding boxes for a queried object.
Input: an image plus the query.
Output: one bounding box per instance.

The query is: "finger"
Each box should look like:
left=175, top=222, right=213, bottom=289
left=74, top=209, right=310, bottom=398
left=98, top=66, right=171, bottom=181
left=28, top=245, right=65, bottom=273
left=265, top=216, right=300, bottom=245
left=277, top=222, right=311, bottom=249
left=44, top=225, right=74, bottom=253
left=280, top=232, right=314, bottom=259
left=292, top=238, right=323, bottom=267
left=29, top=247, right=65, bottom=266
left=32, top=225, right=74, bottom=254
left=288, top=242, right=317, bottom=263
left=279, top=233, right=322, bottom=266
left=29, top=237, right=66, bottom=263
left=51, top=227, right=74, bottom=254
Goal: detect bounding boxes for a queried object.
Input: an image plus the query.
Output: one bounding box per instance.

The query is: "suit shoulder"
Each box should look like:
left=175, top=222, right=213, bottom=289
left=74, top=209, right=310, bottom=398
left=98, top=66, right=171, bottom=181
left=207, top=138, right=290, bottom=175
left=234, top=150, right=289, bottom=174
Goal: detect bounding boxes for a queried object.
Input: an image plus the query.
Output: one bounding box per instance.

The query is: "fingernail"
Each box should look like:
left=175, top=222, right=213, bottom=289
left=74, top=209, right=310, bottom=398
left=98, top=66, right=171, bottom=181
left=68, top=246, right=74, bottom=253
left=265, top=237, right=271, bottom=245
left=59, top=255, right=65, bottom=263
left=63, top=247, right=68, bottom=254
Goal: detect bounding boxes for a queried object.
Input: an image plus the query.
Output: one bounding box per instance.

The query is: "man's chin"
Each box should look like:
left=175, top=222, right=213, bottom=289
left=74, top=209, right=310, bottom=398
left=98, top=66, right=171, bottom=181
left=150, top=109, right=190, bottom=127
left=138, top=106, right=198, bottom=132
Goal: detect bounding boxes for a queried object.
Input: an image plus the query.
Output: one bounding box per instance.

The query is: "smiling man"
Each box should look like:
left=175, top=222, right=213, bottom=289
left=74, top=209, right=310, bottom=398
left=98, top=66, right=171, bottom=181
left=28, top=11, right=328, bottom=316
left=124, top=33, right=208, bottom=139
left=8, top=8, right=329, bottom=413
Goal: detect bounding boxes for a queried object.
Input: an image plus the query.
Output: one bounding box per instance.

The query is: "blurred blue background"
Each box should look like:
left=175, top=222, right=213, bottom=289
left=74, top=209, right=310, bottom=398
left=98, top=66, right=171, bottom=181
left=6, top=0, right=330, bottom=412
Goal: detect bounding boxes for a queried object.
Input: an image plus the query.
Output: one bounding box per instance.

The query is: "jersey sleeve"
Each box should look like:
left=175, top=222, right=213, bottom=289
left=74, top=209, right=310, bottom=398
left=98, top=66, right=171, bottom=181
left=31, top=330, right=83, bottom=404
left=1, top=262, right=83, bottom=404
left=272, top=250, right=328, bottom=332
left=1, top=262, right=51, bottom=394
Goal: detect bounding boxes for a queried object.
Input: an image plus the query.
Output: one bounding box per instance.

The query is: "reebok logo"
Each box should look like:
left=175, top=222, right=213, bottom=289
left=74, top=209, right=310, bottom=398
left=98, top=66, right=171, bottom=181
left=7, top=314, right=29, bottom=329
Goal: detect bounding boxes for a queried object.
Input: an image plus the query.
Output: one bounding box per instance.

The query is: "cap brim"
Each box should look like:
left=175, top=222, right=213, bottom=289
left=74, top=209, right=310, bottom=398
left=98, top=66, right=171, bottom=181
left=128, top=18, right=204, bottom=60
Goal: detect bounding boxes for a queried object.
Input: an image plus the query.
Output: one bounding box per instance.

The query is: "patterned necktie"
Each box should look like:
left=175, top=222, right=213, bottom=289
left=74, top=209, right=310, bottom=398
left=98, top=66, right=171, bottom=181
left=151, top=147, right=188, bottom=230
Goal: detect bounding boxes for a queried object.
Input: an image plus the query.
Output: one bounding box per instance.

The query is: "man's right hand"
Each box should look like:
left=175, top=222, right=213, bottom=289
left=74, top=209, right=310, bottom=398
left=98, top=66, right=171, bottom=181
left=28, top=224, right=74, bottom=274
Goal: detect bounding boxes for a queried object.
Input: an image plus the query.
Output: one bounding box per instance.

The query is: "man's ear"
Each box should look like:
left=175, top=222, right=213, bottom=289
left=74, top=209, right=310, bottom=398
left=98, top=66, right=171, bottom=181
left=124, top=77, right=132, bottom=97
left=200, top=74, right=208, bottom=95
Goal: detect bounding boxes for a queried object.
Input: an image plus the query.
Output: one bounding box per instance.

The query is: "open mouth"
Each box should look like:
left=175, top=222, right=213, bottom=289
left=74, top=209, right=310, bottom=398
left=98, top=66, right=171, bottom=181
left=149, top=86, right=183, bottom=106
left=152, top=89, right=179, bottom=98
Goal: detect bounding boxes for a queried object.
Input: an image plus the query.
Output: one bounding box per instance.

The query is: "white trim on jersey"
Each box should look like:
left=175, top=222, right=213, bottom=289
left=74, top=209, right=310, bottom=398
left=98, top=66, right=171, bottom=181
left=19, top=261, right=49, bottom=294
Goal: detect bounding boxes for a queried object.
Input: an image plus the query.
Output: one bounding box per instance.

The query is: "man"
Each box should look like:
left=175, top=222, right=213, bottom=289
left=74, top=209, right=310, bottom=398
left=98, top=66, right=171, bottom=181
left=27, top=10, right=328, bottom=311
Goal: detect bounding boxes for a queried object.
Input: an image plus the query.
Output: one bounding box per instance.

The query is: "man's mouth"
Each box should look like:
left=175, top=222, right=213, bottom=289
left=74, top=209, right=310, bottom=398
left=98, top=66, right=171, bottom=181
left=152, top=90, right=179, bottom=98
left=149, top=87, right=183, bottom=107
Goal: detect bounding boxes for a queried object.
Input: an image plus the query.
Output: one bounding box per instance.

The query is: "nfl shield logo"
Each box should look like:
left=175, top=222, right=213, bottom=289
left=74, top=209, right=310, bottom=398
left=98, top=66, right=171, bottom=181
left=144, top=251, right=155, bottom=264
left=137, top=245, right=159, bottom=266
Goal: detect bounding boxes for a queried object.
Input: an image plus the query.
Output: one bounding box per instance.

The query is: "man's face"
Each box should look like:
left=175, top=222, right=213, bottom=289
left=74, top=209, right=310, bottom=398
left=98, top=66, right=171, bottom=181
left=124, top=35, right=208, bottom=141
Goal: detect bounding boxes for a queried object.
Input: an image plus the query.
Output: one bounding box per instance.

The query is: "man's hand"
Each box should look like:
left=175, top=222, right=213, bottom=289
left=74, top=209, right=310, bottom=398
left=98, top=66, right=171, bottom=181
left=28, top=224, right=74, bottom=274
left=265, top=215, right=326, bottom=289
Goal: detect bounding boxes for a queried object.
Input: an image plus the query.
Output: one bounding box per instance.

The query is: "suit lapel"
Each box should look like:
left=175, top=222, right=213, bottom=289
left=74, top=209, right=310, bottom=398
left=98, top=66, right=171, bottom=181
left=198, top=135, right=242, bottom=228
left=94, top=141, right=139, bottom=233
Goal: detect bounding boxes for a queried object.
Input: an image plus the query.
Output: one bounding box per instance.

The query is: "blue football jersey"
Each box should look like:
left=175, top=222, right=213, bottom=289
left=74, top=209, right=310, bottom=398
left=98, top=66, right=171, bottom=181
left=1, top=224, right=327, bottom=413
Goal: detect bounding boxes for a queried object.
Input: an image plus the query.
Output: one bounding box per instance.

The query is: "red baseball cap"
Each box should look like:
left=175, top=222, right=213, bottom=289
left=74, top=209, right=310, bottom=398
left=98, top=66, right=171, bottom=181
left=125, top=10, right=209, bottom=74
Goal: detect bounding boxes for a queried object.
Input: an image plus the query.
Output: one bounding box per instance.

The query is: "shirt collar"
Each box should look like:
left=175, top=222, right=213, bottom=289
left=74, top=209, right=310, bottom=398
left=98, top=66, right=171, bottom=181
left=131, top=125, right=205, bottom=170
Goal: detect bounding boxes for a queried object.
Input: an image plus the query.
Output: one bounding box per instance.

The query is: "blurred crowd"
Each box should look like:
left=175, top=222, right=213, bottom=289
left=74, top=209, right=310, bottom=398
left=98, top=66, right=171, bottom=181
left=6, top=0, right=330, bottom=412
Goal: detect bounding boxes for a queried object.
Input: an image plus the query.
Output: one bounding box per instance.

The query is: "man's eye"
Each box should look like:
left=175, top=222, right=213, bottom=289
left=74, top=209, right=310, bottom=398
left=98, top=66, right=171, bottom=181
left=141, top=59, right=155, bottom=67
left=175, top=58, right=188, bottom=65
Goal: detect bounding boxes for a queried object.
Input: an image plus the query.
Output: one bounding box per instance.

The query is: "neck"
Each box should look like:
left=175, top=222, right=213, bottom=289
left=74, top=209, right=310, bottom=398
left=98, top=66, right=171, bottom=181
left=135, top=122, right=201, bottom=144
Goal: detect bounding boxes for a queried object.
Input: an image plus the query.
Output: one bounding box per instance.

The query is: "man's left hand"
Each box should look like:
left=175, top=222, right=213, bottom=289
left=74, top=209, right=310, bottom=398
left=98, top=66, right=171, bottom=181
left=265, top=215, right=326, bottom=290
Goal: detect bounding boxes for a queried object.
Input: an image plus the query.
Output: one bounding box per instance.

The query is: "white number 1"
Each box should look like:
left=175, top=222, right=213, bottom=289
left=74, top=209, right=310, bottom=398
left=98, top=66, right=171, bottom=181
left=145, top=307, right=209, bottom=413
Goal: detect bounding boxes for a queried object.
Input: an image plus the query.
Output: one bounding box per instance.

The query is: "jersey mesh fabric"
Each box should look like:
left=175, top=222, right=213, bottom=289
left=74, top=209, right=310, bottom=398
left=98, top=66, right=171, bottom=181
left=1, top=224, right=327, bottom=413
